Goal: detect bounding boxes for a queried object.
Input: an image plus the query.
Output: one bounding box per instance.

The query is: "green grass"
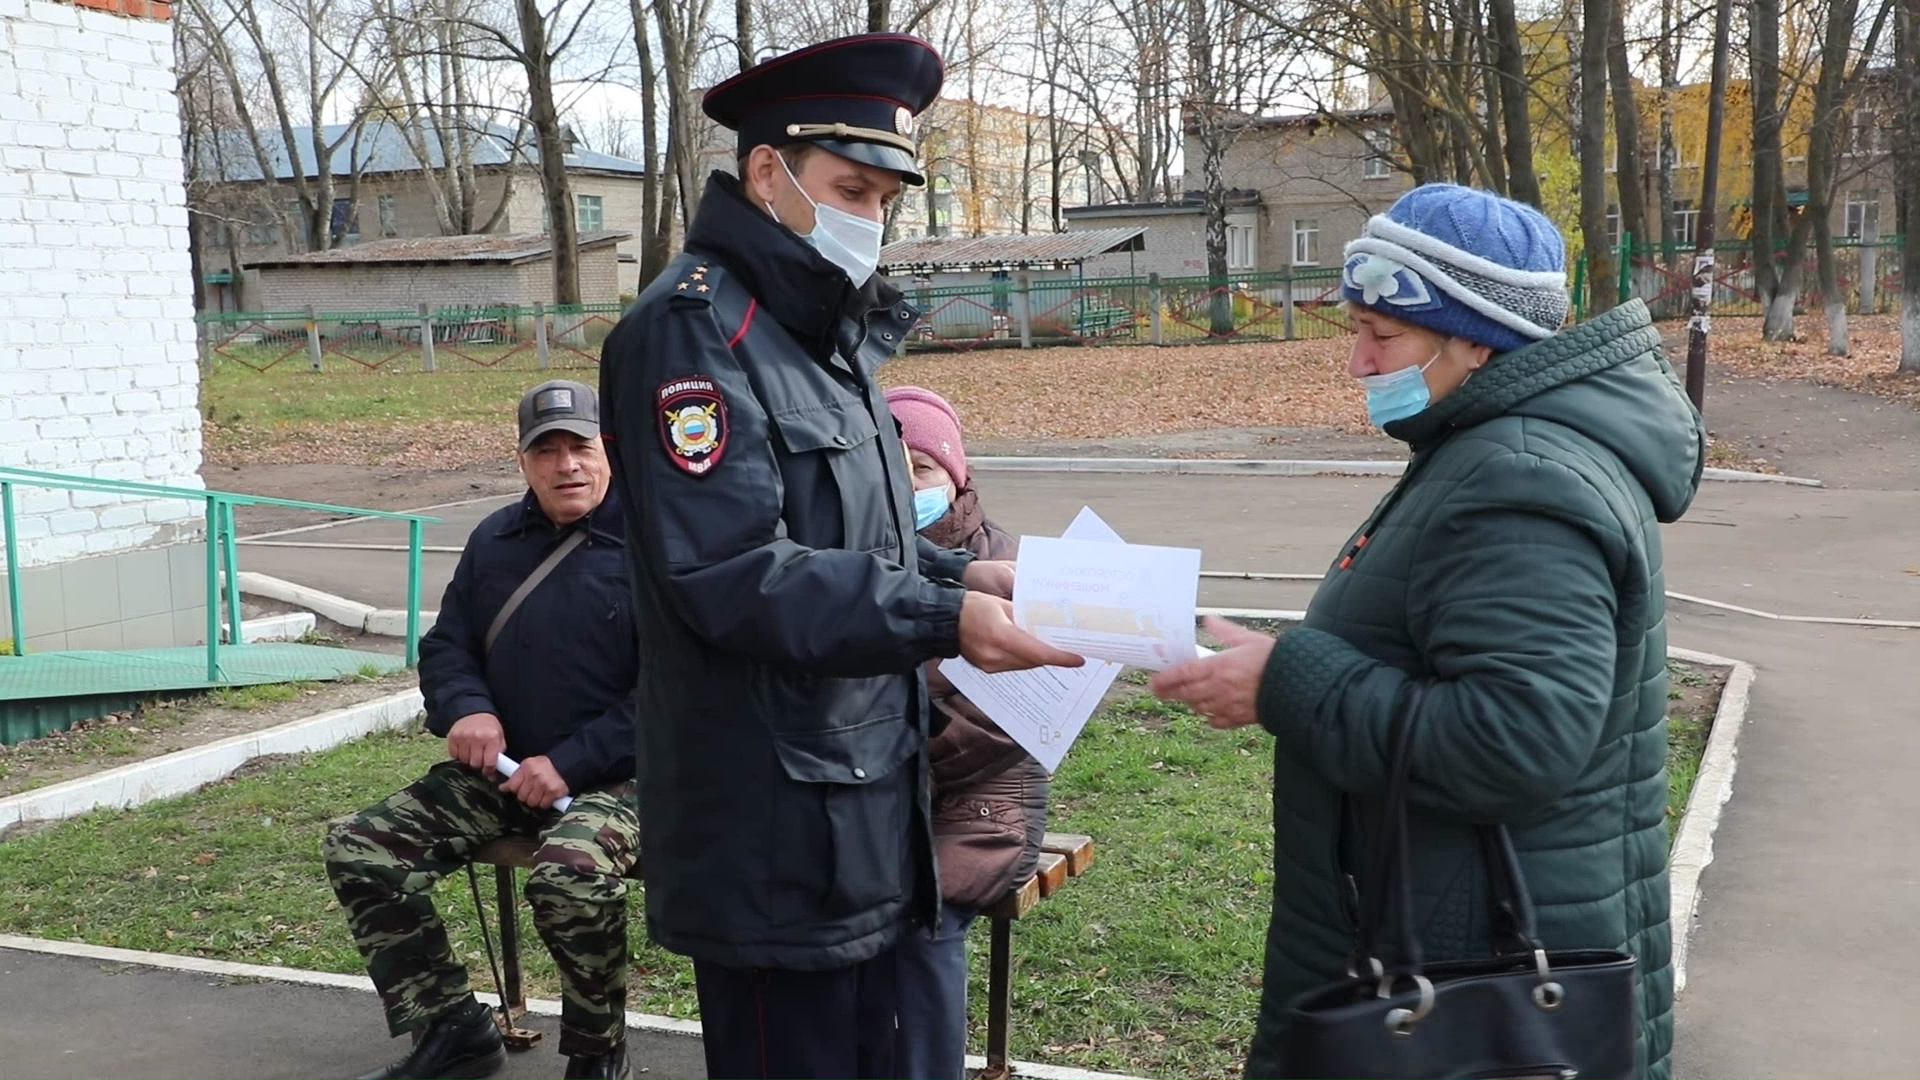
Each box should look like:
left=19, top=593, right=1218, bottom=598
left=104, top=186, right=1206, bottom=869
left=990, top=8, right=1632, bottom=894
left=206, top=681, right=310, bottom=710
left=0, top=674, right=1719, bottom=1076
left=1664, top=661, right=1716, bottom=840
left=201, top=359, right=567, bottom=430
left=0, top=693, right=1272, bottom=1075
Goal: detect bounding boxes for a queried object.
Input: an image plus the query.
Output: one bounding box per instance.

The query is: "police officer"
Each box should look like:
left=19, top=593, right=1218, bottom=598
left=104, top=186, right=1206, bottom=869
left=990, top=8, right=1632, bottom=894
left=325, top=380, right=638, bottom=1080
left=598, top=33, right=1083, bottom=1080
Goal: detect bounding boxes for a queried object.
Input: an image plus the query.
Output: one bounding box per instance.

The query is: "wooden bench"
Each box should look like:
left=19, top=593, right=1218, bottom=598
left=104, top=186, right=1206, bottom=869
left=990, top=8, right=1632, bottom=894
left=470, top=830, right=1095, bottom=1075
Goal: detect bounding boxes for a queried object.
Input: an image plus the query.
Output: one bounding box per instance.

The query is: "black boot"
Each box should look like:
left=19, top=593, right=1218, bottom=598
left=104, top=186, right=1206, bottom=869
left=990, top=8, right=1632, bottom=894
left=562, top=1040, right=631, bottom=1079
left=357, top=998, right=507, bottom=1080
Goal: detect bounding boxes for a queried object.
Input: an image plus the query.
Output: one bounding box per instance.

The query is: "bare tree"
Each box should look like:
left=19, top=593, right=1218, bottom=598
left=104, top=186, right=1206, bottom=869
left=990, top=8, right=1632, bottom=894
left=1806, top=0, right=1891, bottom=354
left=439, top=0, right=611, bottom=305
left=1608, top=0, right=1648, bottom=282
left=1577, top=0, right=1616, bottom=314
left=1892, top=0, right=1920, bottom=370
left=363, top=0, right=521, bottom=237
left=181, top=0, right=381, bottom=254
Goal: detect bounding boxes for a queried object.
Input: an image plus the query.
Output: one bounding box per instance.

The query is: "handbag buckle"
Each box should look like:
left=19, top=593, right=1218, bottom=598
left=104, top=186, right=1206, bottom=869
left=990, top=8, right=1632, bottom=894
left=1530, top=948, right=1566, bottom=1011
left=1382, top=973, right=1435, bottom=1037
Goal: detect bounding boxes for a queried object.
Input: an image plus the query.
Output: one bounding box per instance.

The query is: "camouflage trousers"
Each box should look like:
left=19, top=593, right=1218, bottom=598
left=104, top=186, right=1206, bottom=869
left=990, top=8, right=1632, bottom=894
left=323, top=759, right=639, bottom=1056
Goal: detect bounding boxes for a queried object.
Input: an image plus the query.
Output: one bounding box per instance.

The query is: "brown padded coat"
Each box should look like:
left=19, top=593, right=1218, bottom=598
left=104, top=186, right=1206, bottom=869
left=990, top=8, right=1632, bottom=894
left=919, top=488, right=1050, bottom=910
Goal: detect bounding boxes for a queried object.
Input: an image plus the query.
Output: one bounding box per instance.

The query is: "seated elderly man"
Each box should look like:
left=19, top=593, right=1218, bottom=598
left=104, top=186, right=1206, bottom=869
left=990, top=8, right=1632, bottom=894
left=324, top=379, right=639, bottom=1080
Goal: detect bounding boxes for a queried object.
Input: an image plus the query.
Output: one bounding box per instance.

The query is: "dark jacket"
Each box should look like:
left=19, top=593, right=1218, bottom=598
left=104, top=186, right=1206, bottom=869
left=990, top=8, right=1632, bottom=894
left=919, top=490, right=1050, bottom=910
left=600, top=172, right=975, bottom=972
left=417, top=489, right=637, bottom=793
left=1247, top=301, right=1701, bottom=1079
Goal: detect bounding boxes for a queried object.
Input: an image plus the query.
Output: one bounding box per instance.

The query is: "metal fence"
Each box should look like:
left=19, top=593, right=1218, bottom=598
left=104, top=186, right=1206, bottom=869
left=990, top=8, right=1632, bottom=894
left=900, top=268, right=1354, bottom=351
left=196, top=236, right=1911, bottom=370
left=195, top=302, right=627, bottom=374
left=1573, top=236, right=1904, bottom=322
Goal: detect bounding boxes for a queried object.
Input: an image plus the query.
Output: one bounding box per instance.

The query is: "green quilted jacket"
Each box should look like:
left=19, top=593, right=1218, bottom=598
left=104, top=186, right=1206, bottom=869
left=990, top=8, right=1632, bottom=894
left=1247, top=300, right=1703, bottom=1078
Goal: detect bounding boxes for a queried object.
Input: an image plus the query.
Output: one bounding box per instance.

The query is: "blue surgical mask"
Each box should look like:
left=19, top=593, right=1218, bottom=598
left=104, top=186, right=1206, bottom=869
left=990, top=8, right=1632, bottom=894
left=1361, top=354, right=1439, bottom=428
left=912, top=485, right=951, bottom=530
left=769, top=154, right=885, bottom=285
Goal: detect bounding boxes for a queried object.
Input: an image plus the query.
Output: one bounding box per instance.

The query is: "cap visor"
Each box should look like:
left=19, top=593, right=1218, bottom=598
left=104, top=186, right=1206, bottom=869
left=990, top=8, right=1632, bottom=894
left=519, top=419, right=599, bottom=452
left=814, top=139, right=925, bottom=185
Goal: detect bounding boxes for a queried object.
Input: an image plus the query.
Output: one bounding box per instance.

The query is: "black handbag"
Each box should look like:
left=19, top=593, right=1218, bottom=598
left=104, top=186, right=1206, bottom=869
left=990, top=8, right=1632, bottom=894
left=1281, top=691, right=1640, bottom=1079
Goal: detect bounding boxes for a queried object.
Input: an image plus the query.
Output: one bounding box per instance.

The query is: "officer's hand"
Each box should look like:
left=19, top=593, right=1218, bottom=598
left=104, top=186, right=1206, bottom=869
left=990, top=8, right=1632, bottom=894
left=961, top=559, right=1016, bottom=600
left=500, top=755, right=570, bottom=809
left=958, top=593, right=1085, bottom=673
left=447, top=713, right=506, bottom=776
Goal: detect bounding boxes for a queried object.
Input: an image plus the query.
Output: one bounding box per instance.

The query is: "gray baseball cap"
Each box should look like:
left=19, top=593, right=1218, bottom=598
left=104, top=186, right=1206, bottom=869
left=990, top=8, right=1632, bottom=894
left=517, top=379, right=599, bottom=452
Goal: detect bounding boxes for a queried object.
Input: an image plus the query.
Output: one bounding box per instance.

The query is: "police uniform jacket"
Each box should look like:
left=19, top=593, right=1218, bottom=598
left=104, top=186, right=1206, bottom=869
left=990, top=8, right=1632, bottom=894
left=600, top=171, right=974, bottom=971
left=417, top=489, right=637, bottom=792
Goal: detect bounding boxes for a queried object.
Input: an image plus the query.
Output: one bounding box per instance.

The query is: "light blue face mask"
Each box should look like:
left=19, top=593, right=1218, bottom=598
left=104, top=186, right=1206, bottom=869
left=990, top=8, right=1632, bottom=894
left=912, top=485, right=952, bottom=530
left=1361, top=353, right=1439, bottom=428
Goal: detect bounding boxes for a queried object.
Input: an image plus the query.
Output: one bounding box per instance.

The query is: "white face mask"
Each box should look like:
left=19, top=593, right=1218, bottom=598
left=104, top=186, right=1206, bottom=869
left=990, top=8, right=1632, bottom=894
left=768, top=153, right=885, bottom=286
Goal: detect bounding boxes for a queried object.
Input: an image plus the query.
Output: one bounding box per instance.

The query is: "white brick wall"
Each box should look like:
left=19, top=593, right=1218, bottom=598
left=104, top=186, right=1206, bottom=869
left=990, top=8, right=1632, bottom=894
left=0, top=0, right=203, bottom=568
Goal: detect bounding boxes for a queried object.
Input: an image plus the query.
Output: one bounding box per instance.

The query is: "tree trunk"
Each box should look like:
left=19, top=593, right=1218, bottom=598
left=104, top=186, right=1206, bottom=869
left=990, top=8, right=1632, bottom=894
left=1476, top=0, right=1509, bottom=197
left=1898, top=0, right=1920, bottom=370
left=631, top=0, right=670, bottom=283
left=867, top=0, right=888, bottom=32
left=1490, top=0, right=1541, bottom=207
left=1608, top=0, right=1648, bottom=285
left=736, top=0, right=753, bottom=70
left=1809, top=0, right=1863, bottom=354
left=1657, top=0, right=1677, bottom=252
left=1578, top=0, right=1617, bottom=314
left=516, top=0, right=579, bottom=305
left=1751, top=0, right=1798, bottom=339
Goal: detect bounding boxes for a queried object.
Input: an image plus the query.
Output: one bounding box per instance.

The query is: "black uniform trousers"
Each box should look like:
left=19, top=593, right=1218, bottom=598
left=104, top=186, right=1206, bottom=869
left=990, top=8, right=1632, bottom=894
left=692, top=941, right=904, bottom=1079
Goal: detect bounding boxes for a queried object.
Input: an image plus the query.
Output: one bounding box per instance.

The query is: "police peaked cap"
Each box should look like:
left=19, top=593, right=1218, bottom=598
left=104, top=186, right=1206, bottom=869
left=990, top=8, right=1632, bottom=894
left=703, top=33, right=945, bottom=186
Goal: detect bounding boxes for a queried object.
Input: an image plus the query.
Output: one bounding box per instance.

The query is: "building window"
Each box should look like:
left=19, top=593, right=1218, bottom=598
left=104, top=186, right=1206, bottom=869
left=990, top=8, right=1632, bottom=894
left=1227, top=224, right=1255, bottom=270
left=1845, top=191, right=1880, bottom=238
left=1672, top=199, right=1698, bottom=248
left=330, top=197, right=359, bottom=245
left=1848, top=111, right=1877, bottom=157
left=1362, top=129, right=1393, bottom=180
left=576, top=194, right=603, bottom=232
left=245, top=206, right=277, bottom=247
left=1292, top=218, right=1320, bottom=266
left=378, top=194, right=398, bottom=237
left=1605, top=204, right=1620, bottom=250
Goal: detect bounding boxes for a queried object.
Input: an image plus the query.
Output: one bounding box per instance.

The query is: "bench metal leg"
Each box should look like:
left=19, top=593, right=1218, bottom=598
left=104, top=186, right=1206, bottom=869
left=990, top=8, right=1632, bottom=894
left=494, top=865, right=525, bottom=1012
left=492, top=865, right=541, bottom=1048
left=984, top=916, right=1013, bottom=1079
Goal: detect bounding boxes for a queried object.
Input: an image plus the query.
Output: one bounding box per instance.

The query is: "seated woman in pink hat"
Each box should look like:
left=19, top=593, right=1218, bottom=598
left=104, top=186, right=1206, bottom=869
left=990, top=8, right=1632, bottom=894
left=885, top=385, right=1050, bottom=1079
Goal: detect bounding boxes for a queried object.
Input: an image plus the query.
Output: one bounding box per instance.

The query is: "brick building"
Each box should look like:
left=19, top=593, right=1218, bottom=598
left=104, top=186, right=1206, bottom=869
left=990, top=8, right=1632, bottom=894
left=246, top=231, right=631, bottom=313
left=0, top=0, right=210, bottom=649
left=192, top=121, right=650, bottom=307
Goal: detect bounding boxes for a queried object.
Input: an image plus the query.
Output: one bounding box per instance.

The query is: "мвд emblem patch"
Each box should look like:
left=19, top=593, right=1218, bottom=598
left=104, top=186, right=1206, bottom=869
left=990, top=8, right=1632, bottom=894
left=657, top=376, right=728, bottom=476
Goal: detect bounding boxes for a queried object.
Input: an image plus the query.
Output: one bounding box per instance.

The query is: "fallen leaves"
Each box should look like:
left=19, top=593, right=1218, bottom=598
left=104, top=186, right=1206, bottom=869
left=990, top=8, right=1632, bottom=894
left=205, top=339, right=1372, bottom=469
left=1705, top=314, right=1920, bottom=409
left=878, top=339, right=1372, bottom=442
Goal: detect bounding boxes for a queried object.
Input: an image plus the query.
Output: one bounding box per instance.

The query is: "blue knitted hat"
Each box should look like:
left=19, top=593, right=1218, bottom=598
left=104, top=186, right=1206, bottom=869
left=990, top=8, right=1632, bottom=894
left=1341, top=183, right=1569, bottom=353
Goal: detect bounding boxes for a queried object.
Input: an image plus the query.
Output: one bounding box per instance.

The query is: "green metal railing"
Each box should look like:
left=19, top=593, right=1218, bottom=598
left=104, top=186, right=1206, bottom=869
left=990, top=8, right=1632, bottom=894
left=0, top=466, right=439, bottom=675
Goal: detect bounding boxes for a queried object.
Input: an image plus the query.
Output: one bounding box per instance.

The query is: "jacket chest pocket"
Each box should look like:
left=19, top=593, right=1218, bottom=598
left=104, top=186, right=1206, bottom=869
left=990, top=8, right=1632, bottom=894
left=771, top=399, right=900, bottom=556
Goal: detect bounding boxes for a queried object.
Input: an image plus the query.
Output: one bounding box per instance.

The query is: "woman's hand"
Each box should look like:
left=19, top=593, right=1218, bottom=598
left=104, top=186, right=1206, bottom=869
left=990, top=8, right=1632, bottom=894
left=1150, top=616, right=1276, bottom=730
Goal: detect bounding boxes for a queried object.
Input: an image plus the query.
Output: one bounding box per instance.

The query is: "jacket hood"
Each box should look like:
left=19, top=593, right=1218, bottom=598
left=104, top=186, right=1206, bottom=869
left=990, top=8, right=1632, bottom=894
left=1388, top=299, right=1705, bottom=523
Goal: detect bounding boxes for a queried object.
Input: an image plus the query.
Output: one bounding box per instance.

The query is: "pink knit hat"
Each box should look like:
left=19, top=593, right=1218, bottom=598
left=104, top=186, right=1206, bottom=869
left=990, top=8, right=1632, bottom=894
left=885, top=385, right=968, bottom=487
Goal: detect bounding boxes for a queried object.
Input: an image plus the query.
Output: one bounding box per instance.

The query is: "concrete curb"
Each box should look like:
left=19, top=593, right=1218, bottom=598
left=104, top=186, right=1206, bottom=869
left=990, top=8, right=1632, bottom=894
left=1664, top=645, right=1758, bottom=997
left=0, top=689, right=424, bottom=831
left=239, top=571, right=437, bottom=639
left=236, top=611, right=315, bottom=643
left=969, top=456, right=1823, bottom=487
left=0, top=936, right=1141, bottom=1080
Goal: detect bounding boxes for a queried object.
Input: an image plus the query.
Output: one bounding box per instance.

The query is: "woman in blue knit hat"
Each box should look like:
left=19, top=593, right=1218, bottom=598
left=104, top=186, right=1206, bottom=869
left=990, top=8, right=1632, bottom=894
left=1153, top=183, right=1705, bottom=1078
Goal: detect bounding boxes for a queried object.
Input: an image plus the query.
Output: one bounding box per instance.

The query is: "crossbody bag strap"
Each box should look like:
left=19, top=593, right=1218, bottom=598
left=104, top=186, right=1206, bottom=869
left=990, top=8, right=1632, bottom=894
left=483, top=529, right=587, bottom=656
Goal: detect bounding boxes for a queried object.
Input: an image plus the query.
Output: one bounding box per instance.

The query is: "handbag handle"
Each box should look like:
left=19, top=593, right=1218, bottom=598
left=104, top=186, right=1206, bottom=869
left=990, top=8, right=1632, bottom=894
left=1353, top=683, right=1555, bottom=983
